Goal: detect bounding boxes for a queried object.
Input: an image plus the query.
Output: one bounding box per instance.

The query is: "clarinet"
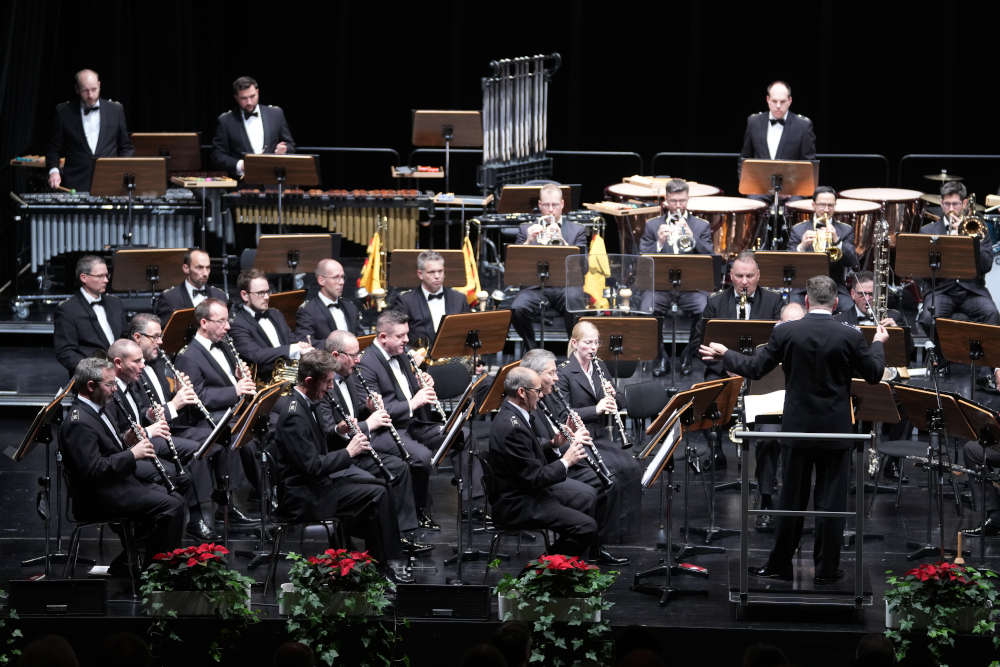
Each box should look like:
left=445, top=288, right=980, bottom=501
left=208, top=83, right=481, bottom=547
left=538, top=398, right=613, bottom=489
left=592, top=355, right=632, bottom=449
left=138, top=376, right=187, bottom=476
left=159, top=347, right=217, bottom=428
left=353, top=369, right=411, bottom=461
left=551, top=387, right=616, bottom=483
left=406, top=351, right=448, bottom=427
left=327, top=393, right=396, bottom=483
left=112, top=391, right=177, bottom=494
left=224, top=336, right=256, bottom=416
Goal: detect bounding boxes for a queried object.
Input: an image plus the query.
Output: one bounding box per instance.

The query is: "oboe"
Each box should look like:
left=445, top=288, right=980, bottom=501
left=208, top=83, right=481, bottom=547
left=111, top=391, right=177, bottom=494
left=138, top=375, right=187, bottom=476
left=353, top=369, right=411, bottom=461
left=406, top=351, right=447, bottom=427
left=591, top=355, right=632, bottom=449
left=551, top=386, right=615, bottom=483
left=159, top=347, right=216, bottom=429
left=538, top=398, right=612, bottom=489
left=327, top=393, right=395, bottom=483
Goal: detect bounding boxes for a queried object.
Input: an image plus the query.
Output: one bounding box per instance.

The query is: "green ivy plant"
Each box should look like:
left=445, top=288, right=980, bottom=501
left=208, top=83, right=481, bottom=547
left=885, top=561, right=1000, bottom=666
left=494, top=554, right=617, bottom=666
left=284, top=549, right=407, bottom=666
left=0, top=588, right=23, bottom=666
left=140, top=543, right=259, bottom=663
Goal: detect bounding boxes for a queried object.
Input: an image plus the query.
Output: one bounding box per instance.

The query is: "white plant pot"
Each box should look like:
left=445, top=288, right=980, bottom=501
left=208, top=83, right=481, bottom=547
left=885, top=600, right=981, bottom=632
left=278, top=583, right=379, bottom=616
left=146, top=585, right=251, bottom=617
left=498, top=593, right=602, bottom=622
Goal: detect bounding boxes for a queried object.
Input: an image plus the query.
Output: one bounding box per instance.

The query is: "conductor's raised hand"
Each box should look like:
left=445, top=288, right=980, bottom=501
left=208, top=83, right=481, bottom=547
left=699, top=342, right=728, bottom=361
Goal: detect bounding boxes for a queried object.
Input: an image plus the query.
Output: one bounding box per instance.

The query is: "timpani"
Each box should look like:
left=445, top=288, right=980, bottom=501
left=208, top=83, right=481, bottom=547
left=686, top=196, right=767, bottom=258
left=605, top=180, right=722, bottom=253
left=838, top=188, right=925, bottom=247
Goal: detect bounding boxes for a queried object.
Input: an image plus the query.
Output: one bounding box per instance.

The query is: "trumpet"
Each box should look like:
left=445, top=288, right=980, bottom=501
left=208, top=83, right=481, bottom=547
left=591, top=355, right=632, bottom=449
left=535, top=215, right=567, bottom=245
left=111, top=391, right=177, bottom=494
left=812, top=212, right=843, bottom=262
left=159, top=347, right=216, bottom=429
left=661, top=213, right=694, bottom=253
left=354, top=369, right=411, bottom=461
left=407, top=350, right=447, bottom=428
left=549, top=387, right=615, bottom=486
left=326, top=392, right=395, bottom=483
left=138, top=375, right=187, bottom=477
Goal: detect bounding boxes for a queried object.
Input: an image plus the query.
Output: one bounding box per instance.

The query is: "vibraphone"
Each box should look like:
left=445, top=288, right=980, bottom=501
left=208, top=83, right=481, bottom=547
left=223, top=188, right=432, bottom=251
left=12, top=190, right=200, bottom=272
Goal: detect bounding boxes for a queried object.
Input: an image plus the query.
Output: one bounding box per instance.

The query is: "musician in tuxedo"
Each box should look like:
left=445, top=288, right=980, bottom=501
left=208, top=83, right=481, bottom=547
left=700, top=275, right=887, bottom=584
left=394, top=250, right=470, bottom=349
left=554, top=321, right=642, bottom=541
left=638, top=178, right=714, bottom=377
left=46, top=69, right=134, bottom=192
left=173, top=298, right=259, bottom=526
left=54, top=255, right=128, bottom=376
left=788, top=187, right=858, bottom=313
left=510, top=184, right=588, bottom=350
left=356, top=309, right=442, bottom=530
left=211, top=75, right=295, bottom=180
left=295, top=258, right=363, bottom=343
left=916, top=181, right=999, bottom=335
left=60, top=357, right=185, bottom=566
left=315, top=330, right=431, bottom=554
left=834, top=271, right=901, bottom=327
left=270, top=350, right=405, bottom=574
left=522, top=349, right=628, bottom=565
left=487, top=367, right=597, bottom=558
left=230, top=269, right=313, bottom=380
left=155, top=249, right=228, bottom=322
left=738, top=80, right=816, bottom=175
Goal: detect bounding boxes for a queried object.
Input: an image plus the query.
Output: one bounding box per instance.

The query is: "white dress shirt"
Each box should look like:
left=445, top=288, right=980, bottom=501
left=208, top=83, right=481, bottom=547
left=243, top=106, right=264, bottom=155
left=767, top=114, right=784, bottom=160
left=335, top=375, right=355, bottom=418
left=82, top=103, right=100, bottom=154
left=186, top=280, right=209, bottom=308
left=81, top=288, right=115, bottom=347
left=318, top=292, right=349, bottom=334
left=195, top=333, right=238, bottom=386
left=422, top=287, right=447, bottom=332
left=373, top=341, right=413, bottom=411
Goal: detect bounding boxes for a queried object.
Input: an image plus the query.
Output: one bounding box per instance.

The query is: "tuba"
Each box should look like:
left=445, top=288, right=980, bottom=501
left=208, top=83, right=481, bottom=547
left=812, top=212, right=843, bottom=262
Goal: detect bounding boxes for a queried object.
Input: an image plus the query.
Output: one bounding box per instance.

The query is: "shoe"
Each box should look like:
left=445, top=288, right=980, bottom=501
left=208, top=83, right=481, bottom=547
left=417, top=511, right=440, bottom=531
left=187, top=518, right=221, bottom=542
left=652, top=356, right=669, bottom=378
left=680, top=357, right=692, bottom=376
left=592, top=548, right=630, bottom=566
left=814, top=569, right=845, bottom=585
left=963, top=518, right=1000, bottom=537
left=749, top=565, right=792, bottom=581
left=399, top=537, right=434, bottom=555
left=755, top=514, right=774, bottom=532
left=883, top=461, right=909, bottom=484
left=702, top=453, right=727, bottom=471
left=108, top=551, right=132, bottom=578
left=215, top=504, right=260, bottom=527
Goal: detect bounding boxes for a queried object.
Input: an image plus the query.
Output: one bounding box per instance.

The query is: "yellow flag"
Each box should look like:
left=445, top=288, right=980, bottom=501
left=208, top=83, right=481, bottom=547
left=357, top=230, right=383, bottom=295
left=583, top=233, right=611, bottom=309
left=458, top=235, right=483, bottom=305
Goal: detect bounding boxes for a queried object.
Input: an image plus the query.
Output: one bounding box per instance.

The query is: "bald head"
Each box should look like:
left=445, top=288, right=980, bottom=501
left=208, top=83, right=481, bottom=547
left=74, top=69, right=101, bottom=108
left=316, top=258, right=345, bottom=300
left=109, top=338, right=145, bottom=383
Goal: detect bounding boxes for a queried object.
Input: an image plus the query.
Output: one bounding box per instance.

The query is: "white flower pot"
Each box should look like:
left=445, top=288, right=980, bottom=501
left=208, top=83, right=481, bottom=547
left=885, top=600, right=980, bottom=632
left=278, top=583, right=379, bottom=616
left=498, top=593, right=601, bottom=622
left=146, top=586, right=251, bottom=616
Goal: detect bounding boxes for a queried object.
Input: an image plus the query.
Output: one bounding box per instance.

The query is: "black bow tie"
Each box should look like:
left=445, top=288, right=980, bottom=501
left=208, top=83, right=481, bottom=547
left=83, top=105, right=99, bottom=115
left=192, top=288, right=207, bottom=297
left=243, top=109, right=259, bottom=120
left=327, top=301, right=342, bottom=310
left=254, top=310, right=268, bottom=321
left=89, top=298, right=104, bottom=308
left=211, top=341, right=224, bottom=350
left=427, top=292, right=445, bottom=301
left=769, top=117, right=785, bottom=126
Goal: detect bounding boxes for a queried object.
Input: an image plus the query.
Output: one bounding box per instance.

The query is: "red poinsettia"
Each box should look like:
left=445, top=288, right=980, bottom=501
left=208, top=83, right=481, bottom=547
left=151, top=543, right=230, bottom=568
left=536, top=554, right=597, bottom=573
left=904, top=561, right=970, bottom=584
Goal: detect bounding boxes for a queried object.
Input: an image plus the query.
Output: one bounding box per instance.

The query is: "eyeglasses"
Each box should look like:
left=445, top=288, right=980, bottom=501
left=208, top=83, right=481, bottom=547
left=337, top=350, right=362, bottom=359
left=137, top=332, right=163, bottom=341
left=247, top=289, right=271, bottom=297
left=98, top=380, right=117, bottom=388
left=206, top=318, right=228, bottom=324
left=85, top=272, right=110, bottom=279
left=523, top=386, right=543, bottom=394
left=854, top=291, right=875, bottom=298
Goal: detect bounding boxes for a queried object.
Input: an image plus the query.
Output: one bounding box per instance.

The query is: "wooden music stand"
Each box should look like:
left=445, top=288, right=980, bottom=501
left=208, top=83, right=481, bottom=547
left=754, top=252, right=829, bottom=291
left=738, top=159, right=817, bottom=197
left=268, top=289, right=306, bottom=332
left=388, top=249, right=466, bottom=288
left=643, top=382, right=725, bottom=450
left=477, top=360, right=521, bottom=415
left=430, top=310, right=512, bottom=370
left=637, top=254, right=718, bottom=292
left=887, top=385, right=974, bottom=438
left=702, top=319, right=778, bottom=355
left=231, top=383, right=286, bottom=452
left=243, top=154, right=321, bottom=233
left=934, top=318, right=1000, bottom=401
left=255, top=234, right=337, bottom=275
left=161, top=307, right=195, bottom=356
left=504, top=245, right=582, bottom=287
left=358, top=334, right=375, bottom=352
left=91, top=157, right=167, bottom=197
left=497, top=184, right=575, bottom=213
left=686, top=375, right=743, bottom=434
left=894, top=234, right=978, bottom=281
left=858, top=325, right=910, bottom=366
left=131, top=132, right=201, bottom=171
left=578, top=317, right=659, bottom=361
left=412, top=110, right=482, bottom=197
left=111, top=248, right=187, bottom=294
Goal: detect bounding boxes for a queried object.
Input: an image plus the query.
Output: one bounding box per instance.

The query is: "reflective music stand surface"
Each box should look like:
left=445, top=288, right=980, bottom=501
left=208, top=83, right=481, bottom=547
left=389, top=249, right=466, bottom=289
left=91, top=157, right=168, bottom=246
left=754, top=251, right=830, bottom=297
left=567, top=254, right=655, bottom=314
left=243, top=154, right=321, bottom=234
left=131, top=132, right=201, bottom=172
left=161, top=307, right=195, bottom=356
left=268, top=289, right=306, bottom=333
left=111, top=248, right=187, bottom=295
left=935, top=318, right=1000, bottom=401
left=255, top=234, right=337, bottom=275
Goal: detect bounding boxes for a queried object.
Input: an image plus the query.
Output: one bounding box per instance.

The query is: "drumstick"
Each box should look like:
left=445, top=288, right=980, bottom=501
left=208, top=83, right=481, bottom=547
left=55, top=185, right=76, bottom=194
left=954, top=532, right=965, bottom=564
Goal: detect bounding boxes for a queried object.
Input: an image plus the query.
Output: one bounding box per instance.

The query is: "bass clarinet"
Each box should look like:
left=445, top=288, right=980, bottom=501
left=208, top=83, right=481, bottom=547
left=353, top=369, right=412, bottom=461
left=538, top=397, right=613, bottom=489
left=327, top=394, right=395, bottom=483
left=111, top=391, right=177, bottom=494
left=551, top=386, right=616, bottom=484
left=159, top=347, right=217, bottom=429
left=138, top=375, right=187, bottom=477
left=592, top=354, right=632, bottom=449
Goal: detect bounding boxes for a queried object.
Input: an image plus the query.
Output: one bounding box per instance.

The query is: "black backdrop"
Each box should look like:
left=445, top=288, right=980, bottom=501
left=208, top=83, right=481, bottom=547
left=2, top=1, right=998, bottom=273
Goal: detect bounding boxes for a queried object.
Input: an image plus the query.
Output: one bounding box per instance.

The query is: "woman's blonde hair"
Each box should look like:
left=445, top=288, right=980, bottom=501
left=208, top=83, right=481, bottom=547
left=567, top=320, right=599, bottom=358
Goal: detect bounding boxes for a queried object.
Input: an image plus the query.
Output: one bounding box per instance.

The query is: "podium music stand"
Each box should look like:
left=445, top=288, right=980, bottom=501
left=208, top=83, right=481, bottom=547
left=111, top=248, right=187, bottom=308
left=894, top=384, right=976, bottom=560
left=255, top=234, right=337, bottom=280
left=738, top=159, right=817, bottom=249
left=91, top=157, right=168, bottom=246
left=431, top=310, right=512, bottom=373
left=131, top=132, right=201, bottom=172
left=504, top=245, right=582, bottom=347
left=497, top=184, right=574, bottom=214
left=243, top=154, right=321, bottom=234
left=935, top=318, right=1000, bottom=401
left=268, top=289, right=306, bottom=333
left=389, top=249, right=466, bottom=289
left=955, top=396, right=1000, bottom=561
left=754, top=252, right=829, bottom=301
left=161, top=307, right=195, bottom=356
left=411, top=110, right=482, bottom=199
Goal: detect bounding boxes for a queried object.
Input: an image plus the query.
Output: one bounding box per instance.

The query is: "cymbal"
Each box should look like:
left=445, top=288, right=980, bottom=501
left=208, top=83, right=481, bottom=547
left=920, top=193, right=985, bottom=211
left=924, top=171, right=963, bottom=182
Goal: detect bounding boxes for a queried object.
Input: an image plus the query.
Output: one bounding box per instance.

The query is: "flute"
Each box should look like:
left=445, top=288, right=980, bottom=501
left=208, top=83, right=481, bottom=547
left=538, top=398, right=613, bottom=489
left=138, top=375, right=187, bottom=477
left=353, top=369, right=411, bottom=461
left=551, top=386, right=616, bottom=483
left=111, top=391, right=177, bottom=494
left=327, top=393, right=395, bottom=483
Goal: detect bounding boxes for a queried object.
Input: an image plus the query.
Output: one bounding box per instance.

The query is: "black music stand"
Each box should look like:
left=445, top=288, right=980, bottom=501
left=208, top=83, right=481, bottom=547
left=161, top=307, right=195, bottom=357
left=388, top=249, right=466, bottom=289
left=849, top=380, right=900, bottom=542
left=754, top=252, right=829, bottom=303
left=894, top=233, right=977, bottom=374
left=738, top=159, right=817, bottom=249
left=431, top=403, right=477, bottom=584
left=936, top=319, right=1000, bottom=401
left=111, top=248, right=187, bottom=309
left=497, top=185, right=574, bottom=214
left=893, top=384, right=976, bottom=560
left=131, top=132, right=201, bottom=172
left=504, top=245, right=581, bottom=348
left=268, top=289, right=306, bottom=334
left=13, top=382, right=77, bottom=575
left=640, top=254, right=717, bottom=393
left=91, top=157, right=168, bottom=247
left=955, top=397, right=1000, bottom=562
left=411, top=110, right=483, bottom=201
left=243, top=154, right=321, bottom=234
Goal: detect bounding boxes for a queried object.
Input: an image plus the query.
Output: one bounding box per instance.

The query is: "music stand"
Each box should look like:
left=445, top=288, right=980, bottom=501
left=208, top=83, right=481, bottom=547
left=850, top=380, right=901, bottom=535
left=431, top=402, right=478, bottom=584
left=497, top=185, right=574, bottom=213
left=577, top=317, right=658, bottom=384
left=161, top=308, right=195, bottom=356
left=255, top=234, right=337, bottom=278
left=504, top=245, right=582, bottom=347
left=754, top=252, right=829, bottom=302
left=703, top=319, right=777, bottom=355
left=268, top=289, right=306, bottom=333
left=243, top=154, right=321, bottom=234
left=431, top=311, right=512, bottom=373
left=358, top=334, right=375, bottom=352
left=131, top=132, right=201, bottom=172
left=955, top=396, right=1000, bottom=561
left=893, top=384, right=975, bottom=560
left=411, top=110, right=482, bottom=198
left=389, top=249, right=466, bottom=289
left=477, top=361, right=521, bottom=416
left=14, top=382, right=76, bottom=575
left=738, top=159, right=817, bottom=249
left=91, top=157, right=168, bottom=246
left=935, top=318, right=1000, bottom=401
left=111, top=248, right=187, bottom=309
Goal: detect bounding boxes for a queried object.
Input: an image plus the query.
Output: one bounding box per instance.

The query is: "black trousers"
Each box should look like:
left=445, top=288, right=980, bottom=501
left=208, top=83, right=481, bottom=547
left=918, top=283, right=1000, bottom=332
left=314, top=466, right=402, bottom=563
left=510, top=286, right=585, bottom=350
left=495, top=478, right=598, bottom=558
left=373, top=427, right=433, bottom=513
left=351, top=449, right=418, bottom=533
left=964, top=440, right=1000, bottom=518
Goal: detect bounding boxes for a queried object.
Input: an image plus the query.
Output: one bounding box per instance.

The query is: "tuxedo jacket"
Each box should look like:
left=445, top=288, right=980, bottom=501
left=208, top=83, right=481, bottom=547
left=294, top=296, right=363, bottom=344
left=54, top=292, right=128, bottom=375
left=692, top=286, right=784, bottom=380
left=155, top=283, right=229, bottom=322
left=173, top=339, right=241, bottom=428
left=230, top=306, right=294, bottom=377
left=210, top=106, right=296, bottom=179
left=739, top=111, right=817, bottom=168
left=919, top=220, right=994, bottom=297
left=835, top=307, right=903, bottom=327
left=722, top=312, right=884, bottom=443
left=638, top=214, right=714, bottom=255
left=46, top=98, right=134, bottom=192
left=515, top=219, right=589, bottom=253
left=554, top=355, right=621, bottom=440
left=356, top=346, right=436, bottom=430
left=788, top=220, right=859, bottom=278
left=315, top=373, right=373, bottom=441
left=395, top=287, right=470, bottom=347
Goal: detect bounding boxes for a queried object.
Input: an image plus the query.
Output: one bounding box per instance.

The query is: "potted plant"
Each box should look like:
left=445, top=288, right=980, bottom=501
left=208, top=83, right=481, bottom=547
left=495, top=554, right=617, bottom=666
left=141, top=543, right=259, bottom=663
left=884, top=561, right=1000, bottom=666
left=283, top=548, right=405, bottom=666
left=0, top=588, right=22, bottom=666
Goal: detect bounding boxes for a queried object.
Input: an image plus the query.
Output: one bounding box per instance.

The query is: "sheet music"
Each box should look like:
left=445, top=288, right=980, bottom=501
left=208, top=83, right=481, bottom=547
left=744, top=390, right=785, bottom=425
left=642, top=417, right=681, bottom=488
